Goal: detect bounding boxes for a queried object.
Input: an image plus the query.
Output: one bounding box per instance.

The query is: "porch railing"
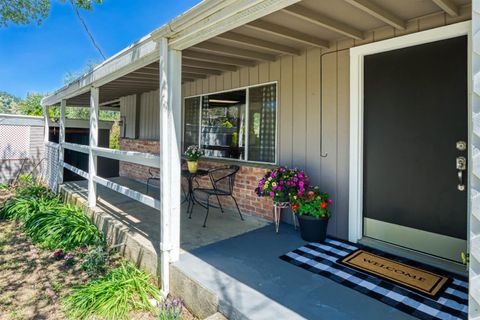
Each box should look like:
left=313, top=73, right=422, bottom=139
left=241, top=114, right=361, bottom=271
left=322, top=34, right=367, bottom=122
left=55, top=141, right=161, bottom=210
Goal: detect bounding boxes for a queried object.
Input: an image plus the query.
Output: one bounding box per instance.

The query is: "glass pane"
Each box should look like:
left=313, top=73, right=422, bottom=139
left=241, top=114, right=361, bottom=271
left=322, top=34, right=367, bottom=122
left=248, top=84, right=277, bottom=163
left=184, top=97, right=201, bottom=151
left=201, top=90, right=246, bottom=160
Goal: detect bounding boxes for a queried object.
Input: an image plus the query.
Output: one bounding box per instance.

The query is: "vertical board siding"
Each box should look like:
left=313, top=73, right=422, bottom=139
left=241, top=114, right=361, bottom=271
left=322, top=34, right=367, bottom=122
left=139, top=90, right=160, bottom=140
left=119, top=94, right=137, bottom=139
left=292, top=52, right=307, bottom=169
left=171, top=11, right=470, bottom=239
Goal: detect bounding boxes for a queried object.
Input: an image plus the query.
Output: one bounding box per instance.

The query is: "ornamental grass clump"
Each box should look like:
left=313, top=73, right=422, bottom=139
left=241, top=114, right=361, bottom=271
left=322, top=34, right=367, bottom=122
left=0, top=195, right=62, bottom=221
left=255, top=166, right=309, bottom=203
left=63, top=262, right=161, bottom=320
left=24, top=204, right=102, bottom=250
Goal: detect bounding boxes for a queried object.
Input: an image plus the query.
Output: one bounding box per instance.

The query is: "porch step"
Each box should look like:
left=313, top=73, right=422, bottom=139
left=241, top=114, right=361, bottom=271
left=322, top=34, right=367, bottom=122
left=204, top=312, right=228, bottom=320
left=172, top=251, right=304, bottom=320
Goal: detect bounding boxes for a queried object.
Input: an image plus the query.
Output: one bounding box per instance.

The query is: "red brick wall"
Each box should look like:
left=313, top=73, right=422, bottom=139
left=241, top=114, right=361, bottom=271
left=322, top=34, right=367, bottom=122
left=119, top=139, right=159, bottom=183
left=119, top=138, right=274, bottom=220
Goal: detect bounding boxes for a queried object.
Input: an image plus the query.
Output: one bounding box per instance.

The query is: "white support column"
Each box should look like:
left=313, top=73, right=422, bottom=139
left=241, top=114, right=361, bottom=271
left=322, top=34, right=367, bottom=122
left=169, top=47, right=182, bottom=263
left=158, top=37, right=182, bottom=295
left=58, top=99, right=66, bottom=185
left=43, top=105, right=50, bottom=144
left=88, top=87, right=99, bottom=208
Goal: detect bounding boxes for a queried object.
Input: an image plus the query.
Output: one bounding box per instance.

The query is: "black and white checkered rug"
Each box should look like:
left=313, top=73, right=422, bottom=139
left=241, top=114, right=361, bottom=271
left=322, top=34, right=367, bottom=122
left=280, top=238, right=468, bottom=320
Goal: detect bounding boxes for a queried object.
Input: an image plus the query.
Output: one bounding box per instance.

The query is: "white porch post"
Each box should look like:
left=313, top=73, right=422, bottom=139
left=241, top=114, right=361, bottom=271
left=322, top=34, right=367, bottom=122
left=158, top=37, right=182, bottom=295
left=43, top=105, right=49, bottom=144
left=58, top=99, right=66, bottom=185
left=88, top=87, right=99, bottom=208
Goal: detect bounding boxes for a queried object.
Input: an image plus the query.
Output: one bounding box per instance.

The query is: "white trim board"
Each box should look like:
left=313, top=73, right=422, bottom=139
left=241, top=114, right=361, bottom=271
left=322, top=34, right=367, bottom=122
left=348, top=21, right=472, bottom=243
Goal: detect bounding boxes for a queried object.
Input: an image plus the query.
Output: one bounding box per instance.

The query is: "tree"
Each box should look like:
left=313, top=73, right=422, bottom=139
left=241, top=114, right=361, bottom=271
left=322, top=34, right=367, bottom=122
left=0, top=91, right=20, bottom=114
left=16, top=93, right=45, bottom=116
left=0, top=0, right=102, bottom=26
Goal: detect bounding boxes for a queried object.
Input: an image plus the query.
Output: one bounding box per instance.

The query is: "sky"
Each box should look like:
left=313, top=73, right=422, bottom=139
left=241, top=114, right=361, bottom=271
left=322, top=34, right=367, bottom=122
left=0, top=0, right=201, bottom=99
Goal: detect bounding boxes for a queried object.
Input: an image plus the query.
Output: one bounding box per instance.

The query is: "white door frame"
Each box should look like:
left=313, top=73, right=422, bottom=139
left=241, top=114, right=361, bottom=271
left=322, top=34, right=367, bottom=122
left=348, top=21, right=472, bottom=243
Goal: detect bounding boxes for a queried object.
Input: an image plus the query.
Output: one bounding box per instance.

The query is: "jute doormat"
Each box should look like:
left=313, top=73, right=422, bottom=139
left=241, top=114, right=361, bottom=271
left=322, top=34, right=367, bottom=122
left=338, top=249, right=450, bottom=298
left=280, top=238, right=468, bottom=320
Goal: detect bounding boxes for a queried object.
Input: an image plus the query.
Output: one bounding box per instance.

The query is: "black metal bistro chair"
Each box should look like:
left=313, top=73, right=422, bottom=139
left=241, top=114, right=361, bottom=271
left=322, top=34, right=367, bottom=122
left=146, top=165, right=188, bottom=199
left=192, top=165, right=244, bottom=227
left=146, top=167, right=159, bottom=194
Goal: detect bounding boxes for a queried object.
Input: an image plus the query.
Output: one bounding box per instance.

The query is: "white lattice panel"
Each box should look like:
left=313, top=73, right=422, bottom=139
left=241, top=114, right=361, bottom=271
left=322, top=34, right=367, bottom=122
left=0, top=125, right=30, bottom=160
left=44, top=143, right=59, bottom=191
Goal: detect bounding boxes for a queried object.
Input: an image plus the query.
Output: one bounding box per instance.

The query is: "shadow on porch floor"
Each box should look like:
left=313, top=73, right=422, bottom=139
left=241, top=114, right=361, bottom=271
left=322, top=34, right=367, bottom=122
left=61, top=177, right=415, bottom=320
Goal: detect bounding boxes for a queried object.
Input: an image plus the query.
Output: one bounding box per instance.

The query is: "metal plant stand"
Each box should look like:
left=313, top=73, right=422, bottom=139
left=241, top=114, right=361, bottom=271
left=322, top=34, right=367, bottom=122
left=273, top=201, right=297, bottom=233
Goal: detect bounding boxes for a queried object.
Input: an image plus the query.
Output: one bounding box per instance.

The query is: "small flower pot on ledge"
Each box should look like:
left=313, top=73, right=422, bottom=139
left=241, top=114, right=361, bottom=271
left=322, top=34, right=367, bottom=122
left=297, top=214, right=329, bottom=243
left=187, top=161, right=198, bottom=173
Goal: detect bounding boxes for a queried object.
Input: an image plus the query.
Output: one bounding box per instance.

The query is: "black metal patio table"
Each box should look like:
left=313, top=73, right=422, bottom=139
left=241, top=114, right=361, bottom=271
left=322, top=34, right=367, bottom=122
left=182, top=169, right=209, bottom=216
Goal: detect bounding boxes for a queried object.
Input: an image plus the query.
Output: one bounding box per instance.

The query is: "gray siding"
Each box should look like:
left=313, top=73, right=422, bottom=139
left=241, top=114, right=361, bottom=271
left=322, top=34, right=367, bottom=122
left=181, top=9, right=471, bottom=239
left=120, top=94, right=138, bottom=139
left=139, top=90, right=159, bottom=140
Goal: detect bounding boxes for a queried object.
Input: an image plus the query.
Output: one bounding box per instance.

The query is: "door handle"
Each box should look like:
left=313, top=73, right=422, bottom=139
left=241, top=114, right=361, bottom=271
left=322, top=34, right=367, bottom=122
left=456, top=156, right=466, bottom=191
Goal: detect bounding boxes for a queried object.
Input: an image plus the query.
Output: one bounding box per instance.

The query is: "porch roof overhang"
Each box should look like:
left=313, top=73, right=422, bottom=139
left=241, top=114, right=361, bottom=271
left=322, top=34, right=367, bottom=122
left=41, top=0, right=471, bottom=108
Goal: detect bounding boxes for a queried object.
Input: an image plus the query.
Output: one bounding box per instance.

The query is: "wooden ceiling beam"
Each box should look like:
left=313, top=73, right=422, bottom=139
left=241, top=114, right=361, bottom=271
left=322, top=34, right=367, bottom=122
left=246, top=20, right=329, bottom=48
left=431, top=0, right=459, bottom=17
left=182, top=66, right=222, bottom=75
left=216, top=32, right=301, bottom=55
left=193, top=42, right=277, bottom=61
left=344, top=0, right=405, bottom=30
left=182, top=58, right=237, bottom=72
left=182, top=51, right=256, bottom=67
left=282, top=4, right=364, bottom=40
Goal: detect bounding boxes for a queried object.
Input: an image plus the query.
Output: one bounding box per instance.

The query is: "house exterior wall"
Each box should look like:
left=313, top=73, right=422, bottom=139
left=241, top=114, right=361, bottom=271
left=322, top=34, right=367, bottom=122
left=181, top=9, right=471, bottom=239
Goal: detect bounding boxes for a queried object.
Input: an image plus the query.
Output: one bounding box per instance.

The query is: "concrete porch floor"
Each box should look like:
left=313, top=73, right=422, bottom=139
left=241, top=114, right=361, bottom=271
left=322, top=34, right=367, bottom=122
left=60, top=177, right=415, bottom=320
left=60, top=177, right=268, bottom=275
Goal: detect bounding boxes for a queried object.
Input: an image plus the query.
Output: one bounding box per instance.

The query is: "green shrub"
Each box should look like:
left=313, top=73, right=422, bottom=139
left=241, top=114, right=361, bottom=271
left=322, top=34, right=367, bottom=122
left=81, top=245, right=109, bottom=276
left=15, top=183, right=52, bottom=198
left=24, top=205, right=102, bottom=250
left=63, top=262, right=161, bottom=320
left=0, top=196, right=62, bottom=221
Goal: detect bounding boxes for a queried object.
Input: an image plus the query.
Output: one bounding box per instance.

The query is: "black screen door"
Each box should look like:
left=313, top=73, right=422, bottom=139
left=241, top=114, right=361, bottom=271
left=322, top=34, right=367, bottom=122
left=363, top=36, right=467, bottom=262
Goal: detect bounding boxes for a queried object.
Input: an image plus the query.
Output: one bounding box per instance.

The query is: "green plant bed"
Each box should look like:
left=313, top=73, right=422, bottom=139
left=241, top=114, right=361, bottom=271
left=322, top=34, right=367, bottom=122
left=63, top=262, right=161, bottom=320
left=24, top=205, right=103, bottom=250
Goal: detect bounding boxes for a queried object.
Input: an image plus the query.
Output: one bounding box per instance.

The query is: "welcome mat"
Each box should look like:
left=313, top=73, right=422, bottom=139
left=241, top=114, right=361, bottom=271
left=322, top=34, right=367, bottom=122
left=280, top=239, right=468, bottom=320
left=339, top=249, right=450, bottom=298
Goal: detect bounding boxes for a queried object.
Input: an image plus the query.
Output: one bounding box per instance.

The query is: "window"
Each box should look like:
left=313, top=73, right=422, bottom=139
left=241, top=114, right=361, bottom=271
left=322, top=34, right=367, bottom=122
left=183, top=83, right=277, bottom=164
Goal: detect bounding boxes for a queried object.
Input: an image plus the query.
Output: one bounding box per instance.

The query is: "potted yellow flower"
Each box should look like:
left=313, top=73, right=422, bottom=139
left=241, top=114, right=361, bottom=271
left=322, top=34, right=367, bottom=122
left=184, top=145, right=204, bottom=173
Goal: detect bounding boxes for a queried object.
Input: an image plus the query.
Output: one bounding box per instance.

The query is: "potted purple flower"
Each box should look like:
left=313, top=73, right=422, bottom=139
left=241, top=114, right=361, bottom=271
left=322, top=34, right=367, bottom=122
left=291, top=187, right=332, bottom=243
left=255, top=167, right=309, bottom=203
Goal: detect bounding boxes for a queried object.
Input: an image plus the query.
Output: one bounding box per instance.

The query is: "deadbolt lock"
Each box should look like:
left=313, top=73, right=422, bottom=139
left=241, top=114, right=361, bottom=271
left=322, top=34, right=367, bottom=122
left=456, top=141, right=467, bottom=151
